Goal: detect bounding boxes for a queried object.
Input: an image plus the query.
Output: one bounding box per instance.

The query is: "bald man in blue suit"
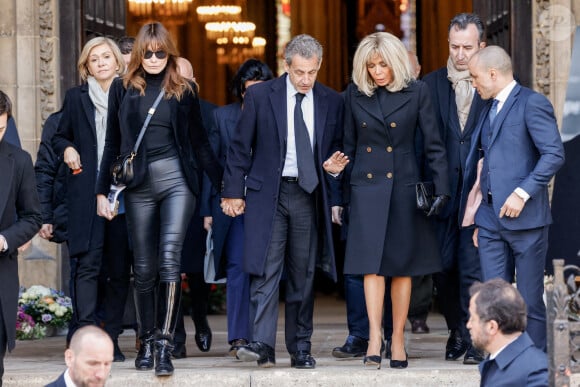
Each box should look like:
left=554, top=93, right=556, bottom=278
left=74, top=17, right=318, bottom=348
left=462, top=46, right=564, bottom=351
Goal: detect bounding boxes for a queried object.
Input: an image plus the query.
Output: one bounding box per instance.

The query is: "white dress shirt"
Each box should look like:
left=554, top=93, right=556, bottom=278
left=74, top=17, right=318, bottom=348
left=282, top=77, right=315, bottom=178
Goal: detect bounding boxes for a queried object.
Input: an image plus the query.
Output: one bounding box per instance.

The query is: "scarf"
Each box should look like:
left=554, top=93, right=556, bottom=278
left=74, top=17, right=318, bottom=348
left=87, top=75, right=113, bottom=170
left=447, top=57, right=474, bottom=131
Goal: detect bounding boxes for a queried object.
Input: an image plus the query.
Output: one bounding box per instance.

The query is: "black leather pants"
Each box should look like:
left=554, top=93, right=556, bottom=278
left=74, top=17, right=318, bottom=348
left=125, top=156, right=195, bottom=336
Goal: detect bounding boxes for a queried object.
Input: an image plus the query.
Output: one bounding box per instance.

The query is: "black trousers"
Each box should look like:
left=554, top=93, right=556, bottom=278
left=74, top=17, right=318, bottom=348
left=101, top=214, right=133, bottom=340
left=125, top=156, right=194, bottom=333
left=68, top=213, right=105, bottom=341
left=249, top=180, right=317, bottom=354
left=432, top=214, right=481, bottom=341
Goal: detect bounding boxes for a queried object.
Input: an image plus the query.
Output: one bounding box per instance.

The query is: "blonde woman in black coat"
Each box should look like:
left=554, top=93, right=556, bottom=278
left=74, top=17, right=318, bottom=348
left=342, top=32, right=450, bottom=369
left=52, top=37, right=126, bottom=348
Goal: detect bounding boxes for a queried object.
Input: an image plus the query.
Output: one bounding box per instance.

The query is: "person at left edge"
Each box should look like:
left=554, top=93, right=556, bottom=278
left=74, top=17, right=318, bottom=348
left=0, top=89, right=42, bottom=385
left=221, top=34, right=348, bottom=369
left=95, top=22, right=222, bottom=377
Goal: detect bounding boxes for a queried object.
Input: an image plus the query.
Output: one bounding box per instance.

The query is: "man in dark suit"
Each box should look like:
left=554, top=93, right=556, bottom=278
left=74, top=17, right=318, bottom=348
left=221, top=34, right=347, bottom=368
left=467, top=279, right=548, bottom=386
left=0, top=90, right=42, bottom=384
left=45, top=325, right=113, bottom=387
left=464, top=45, right=565, bottom=351
left=423, top=13, right=487, bottom=364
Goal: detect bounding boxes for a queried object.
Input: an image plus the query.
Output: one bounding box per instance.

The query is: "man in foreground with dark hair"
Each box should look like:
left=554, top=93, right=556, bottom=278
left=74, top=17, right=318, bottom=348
left=467, top=279, right=547, bottom=386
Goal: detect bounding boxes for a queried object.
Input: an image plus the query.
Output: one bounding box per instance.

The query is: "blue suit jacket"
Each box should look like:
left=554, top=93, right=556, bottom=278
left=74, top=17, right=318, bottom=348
left=462, top=84, right=564, bottom=230
left=222, top=74, right=344, bottom=279
left=423, top=67, right=486, bottom=220
left=479, top=332, right=548, bottom=386
left=199, top=102, right=242, bottom=280
left=44, top=372, right=66, bottom=387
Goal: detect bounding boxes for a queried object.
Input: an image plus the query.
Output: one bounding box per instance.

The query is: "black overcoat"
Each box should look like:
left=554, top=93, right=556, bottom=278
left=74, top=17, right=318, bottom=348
left=0, top=140, right=41, bottom=352
left=343, top=81, right=449, bottom=276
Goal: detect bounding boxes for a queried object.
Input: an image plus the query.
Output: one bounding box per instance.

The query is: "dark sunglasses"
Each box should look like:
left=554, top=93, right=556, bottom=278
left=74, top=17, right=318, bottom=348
left=144, top=50, right=167, bottom=60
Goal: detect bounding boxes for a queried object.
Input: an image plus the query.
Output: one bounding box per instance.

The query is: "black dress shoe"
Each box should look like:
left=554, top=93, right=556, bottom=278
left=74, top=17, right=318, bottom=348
left=195, top=330, right=212, bottom=352
left=236, top=341, right=275, bottom=368
left=445, top=329, right=469, bottom=361
left=229, top=338, right=248, bottom=358
left=331, top=335, right=368, bottom=358
left=463, top=345, right=484, bottom=364
left=411, top=319, right=430, bottom=334
left=113, top=341, right=125, bottom=362
left=390, top=353, right=408, bottom=369
left=291, top=351, right=316, bottom=369
left=363, top=355, right=381, bottom=369
left=172, top=342, right=187, bottom=359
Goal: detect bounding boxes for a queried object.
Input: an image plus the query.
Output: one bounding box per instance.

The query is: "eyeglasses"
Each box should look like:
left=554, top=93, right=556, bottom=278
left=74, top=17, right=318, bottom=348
left=144, top=50, right=167, bottom=60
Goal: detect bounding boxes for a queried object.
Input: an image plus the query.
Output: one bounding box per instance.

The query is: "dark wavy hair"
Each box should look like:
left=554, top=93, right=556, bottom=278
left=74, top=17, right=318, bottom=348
left=124, top=22, right=193, bottom=100
left=449, top=13, right=485, bottom=43
left=0, top=90, right=12, bottom=117
left=469, top=278, right=527, bottom=335
left=231, top=59, right=274, bottom=102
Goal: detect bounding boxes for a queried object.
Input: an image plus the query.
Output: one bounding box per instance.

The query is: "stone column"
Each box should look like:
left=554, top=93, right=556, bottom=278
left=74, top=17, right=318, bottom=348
left=0, top=0, right=63, bottom=291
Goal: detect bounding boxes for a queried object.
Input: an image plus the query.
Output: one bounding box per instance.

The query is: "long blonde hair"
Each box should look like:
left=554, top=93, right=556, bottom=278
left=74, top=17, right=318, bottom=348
left=124, top=22, right=194, bottom=100
left=352, top=32, right=414, bottom=96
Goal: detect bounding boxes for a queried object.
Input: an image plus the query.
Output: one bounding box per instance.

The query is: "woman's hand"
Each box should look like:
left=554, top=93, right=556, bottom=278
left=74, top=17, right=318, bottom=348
left=38, top=224, right=54, bottom=240
left=63, top=146, right=82, bottom=173
left=96, top=194, right=115, bottom=220
left=323, top=151, right=349, bottom=175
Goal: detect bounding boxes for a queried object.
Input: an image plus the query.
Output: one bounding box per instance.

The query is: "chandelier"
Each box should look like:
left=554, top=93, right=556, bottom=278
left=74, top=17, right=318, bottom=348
left=216, top=36, right=266, bottom=66
left=195, top=0, right=244, bottom=23
left=205, top=21, right=256, bottom=42
left=127, top=0, right=194, bottom=25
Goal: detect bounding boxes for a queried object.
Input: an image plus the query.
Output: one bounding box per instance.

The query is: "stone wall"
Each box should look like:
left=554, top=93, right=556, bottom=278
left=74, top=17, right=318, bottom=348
left=0, top=0, right=63, bottom=291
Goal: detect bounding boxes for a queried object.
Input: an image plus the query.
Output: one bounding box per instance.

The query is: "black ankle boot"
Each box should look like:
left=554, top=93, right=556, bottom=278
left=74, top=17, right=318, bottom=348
left=155, top=282, right=181, bottom=376
left=135, top=334, right=155, bottom=370
left=134, top=288, right=156, bottom=371
left=155, top=338, right=174, bottom=376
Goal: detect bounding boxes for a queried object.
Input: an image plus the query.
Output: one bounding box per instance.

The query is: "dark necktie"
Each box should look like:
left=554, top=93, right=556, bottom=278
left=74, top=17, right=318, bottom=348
left=294, top=93, right=318, bottom=193
left=489, top=99, right=499, bottom=125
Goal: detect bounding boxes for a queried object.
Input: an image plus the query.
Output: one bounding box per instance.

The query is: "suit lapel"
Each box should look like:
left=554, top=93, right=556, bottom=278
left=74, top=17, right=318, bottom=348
left=490, top=84, right=520, bottom=146
left=439, top=72, right=453, bottom=133
left=355, top=91, right=383, bottom=123
left=80, top=84, right=97, bottom=138
left=269, top=76, right=288, bottom=151
left=0, top=143, right=14, bottom=221
left=313, top=82, right=328, bottom=152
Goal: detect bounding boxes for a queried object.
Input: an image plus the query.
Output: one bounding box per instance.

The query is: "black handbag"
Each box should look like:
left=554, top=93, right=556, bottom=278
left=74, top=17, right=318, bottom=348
left=110, top=89, right=165, bottom=186
left=415, top=181, right=434, bottom=213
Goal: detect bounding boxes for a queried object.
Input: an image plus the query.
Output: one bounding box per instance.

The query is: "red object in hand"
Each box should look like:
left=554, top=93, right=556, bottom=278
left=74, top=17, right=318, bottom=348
left=72, top=168, right=83, bottom=175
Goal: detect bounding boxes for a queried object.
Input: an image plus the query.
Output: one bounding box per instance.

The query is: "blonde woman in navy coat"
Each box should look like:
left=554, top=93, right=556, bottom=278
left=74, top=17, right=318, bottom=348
left=343, top=32, right=450, bottom=369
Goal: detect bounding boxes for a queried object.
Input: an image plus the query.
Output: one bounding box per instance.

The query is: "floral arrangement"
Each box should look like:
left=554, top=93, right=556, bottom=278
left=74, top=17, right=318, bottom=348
left=16, top=285, right=73, bottom=340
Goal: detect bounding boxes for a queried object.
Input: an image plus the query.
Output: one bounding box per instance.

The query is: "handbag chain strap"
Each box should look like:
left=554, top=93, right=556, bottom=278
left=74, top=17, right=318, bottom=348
left=132, top=89, right=165, bottom=154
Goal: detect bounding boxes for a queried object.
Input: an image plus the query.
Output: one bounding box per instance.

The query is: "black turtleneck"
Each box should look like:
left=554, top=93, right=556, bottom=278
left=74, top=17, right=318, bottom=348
left=141, top=69, right=177, bottom=162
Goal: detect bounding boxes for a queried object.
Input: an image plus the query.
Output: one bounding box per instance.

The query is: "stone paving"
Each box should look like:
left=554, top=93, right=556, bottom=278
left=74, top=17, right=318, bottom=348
left=3, top=294, right=480, bottom=386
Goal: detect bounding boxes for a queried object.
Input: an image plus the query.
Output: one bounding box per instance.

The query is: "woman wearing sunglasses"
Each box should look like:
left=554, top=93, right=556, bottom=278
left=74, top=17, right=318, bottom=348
left=95, top=22, right=222, bottom=377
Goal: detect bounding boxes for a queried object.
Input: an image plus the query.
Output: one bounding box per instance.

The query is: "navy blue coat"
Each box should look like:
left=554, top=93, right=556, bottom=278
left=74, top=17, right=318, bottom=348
left=35, top=110, right=67, bottom=243
left=479, top=332, right=548, bottom=386
left=52, top=84, right=106, bottom=256
left=422, top=67, right=486, bottom=220
left=200, top=102, right=242, bottom=280
left=222, top=75, right=344, bottom=280
left=342, top=81, right=449, bottom=276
